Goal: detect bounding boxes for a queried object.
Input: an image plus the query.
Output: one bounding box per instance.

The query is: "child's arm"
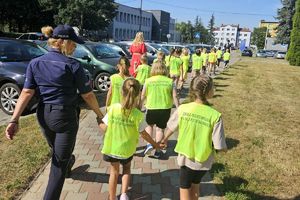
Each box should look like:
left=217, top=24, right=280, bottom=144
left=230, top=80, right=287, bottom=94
left=172, top=87, right=179, bottom=108
left=212, top=117, right=228, bottom=153
left=140, top=130, right=160, bottom=149
left=98, top=114, right=108, bottom=133
left=105, top=85, right=112, bottom=110
left=140, top=85, right=146, bottom=108
left=160, top=128, right=174, bottom=148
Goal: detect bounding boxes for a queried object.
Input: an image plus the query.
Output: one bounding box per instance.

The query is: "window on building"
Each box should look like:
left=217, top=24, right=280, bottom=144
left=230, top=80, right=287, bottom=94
left=244, top=34, right=247, bottom=37
left=227, top=28, right=230, bottom=31
left=115, top=28, right=118, bottom=38
left=134, top=16, right=137, bottom=24
left=124, top=13, right=126, bottom=22
left=116, top=12, right=119, bottom=21
left=137, top=16, right=140, bottom=24
left=118, top=29, right=122, bottom=38
left=226, top=33, right=229, bottom=36
left=221, top=38, right=224, bottom=40
left=120, top=12, right=123, bottom=22
left=131, top=15, right=133, bottom=24
left=123, top=29, right=126, bottom=38
left=232, top=28, right=235, bottom=31
left=127, top=14, right=130, bottom=23
left=231, top=33, right=234, bottom=36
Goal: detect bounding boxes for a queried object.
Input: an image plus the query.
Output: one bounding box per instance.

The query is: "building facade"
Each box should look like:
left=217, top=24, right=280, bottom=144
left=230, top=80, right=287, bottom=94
left=107, top=3, right=152, bottom=41
left=214, top=24, right=252, bottom=48
left=146, top=10, right=170, bottom=42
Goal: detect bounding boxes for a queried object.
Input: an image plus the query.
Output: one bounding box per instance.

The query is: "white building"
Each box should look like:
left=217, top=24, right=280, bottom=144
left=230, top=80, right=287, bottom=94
left=238, top=28, right=251, bottom=47
left=214, top=24, right=252, bottom=48
left=108, top=3, right=152, bottom=41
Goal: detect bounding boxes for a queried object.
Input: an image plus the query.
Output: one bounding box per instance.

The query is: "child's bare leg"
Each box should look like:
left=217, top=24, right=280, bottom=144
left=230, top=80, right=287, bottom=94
left=191, top=183, right=200, bottom=200
left=180, top=188, right=191, bottom=200
left=109, top=162, right=120, bottom=200
left=121, top=161, right=131, bottom=195
left=145, top=125, right=153, bottom=138
left=155, top=127, right=164, bottom=143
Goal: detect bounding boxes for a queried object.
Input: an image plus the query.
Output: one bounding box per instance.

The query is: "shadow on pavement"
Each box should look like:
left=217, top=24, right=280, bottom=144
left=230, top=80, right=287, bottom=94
left=70, top=166, right=223, bottom=200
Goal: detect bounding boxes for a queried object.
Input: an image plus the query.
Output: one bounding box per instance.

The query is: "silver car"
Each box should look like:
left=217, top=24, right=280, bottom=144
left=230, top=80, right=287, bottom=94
left=274, top=51, right=286, bottom=59
left=256, top=50, right=268, bottom=58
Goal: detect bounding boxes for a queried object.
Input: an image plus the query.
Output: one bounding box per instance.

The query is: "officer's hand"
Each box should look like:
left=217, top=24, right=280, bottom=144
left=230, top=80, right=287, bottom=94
left=5, top=123, right=19, bottom=140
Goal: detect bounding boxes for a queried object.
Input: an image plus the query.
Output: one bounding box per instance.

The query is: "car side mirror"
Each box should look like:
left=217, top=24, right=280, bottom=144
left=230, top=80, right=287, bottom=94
left=82, top=55, right=91, bottom=62
left=150, top=50, right=156, bottom=55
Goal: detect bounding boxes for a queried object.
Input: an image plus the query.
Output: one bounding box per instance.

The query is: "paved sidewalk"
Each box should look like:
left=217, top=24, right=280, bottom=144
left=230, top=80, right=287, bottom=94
left=21, top=53, right=239, bottom=200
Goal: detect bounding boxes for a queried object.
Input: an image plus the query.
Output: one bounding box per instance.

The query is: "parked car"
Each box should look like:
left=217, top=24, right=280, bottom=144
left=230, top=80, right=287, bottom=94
left=274, top=51, right=286, bottom=59
left=265, top=50, right=275, bottom=57
left=40, top=41, right=119, bottom=92
left=241, top=49, right=253, bottom=57
left=0, top=38, right=94, bottom=115
left=256, top=50, right=268, bottom=58
left=159, top=44, right=185, bottom=52
left=17, top=32, right=47, bottom=43
left=185, top=44, right=211, bottom=54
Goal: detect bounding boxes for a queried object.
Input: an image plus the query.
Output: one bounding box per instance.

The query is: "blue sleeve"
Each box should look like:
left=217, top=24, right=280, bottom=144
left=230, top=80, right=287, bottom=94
left=23, top=62, right=37, bottom=89
left=74, top=64, right=92, bottom=94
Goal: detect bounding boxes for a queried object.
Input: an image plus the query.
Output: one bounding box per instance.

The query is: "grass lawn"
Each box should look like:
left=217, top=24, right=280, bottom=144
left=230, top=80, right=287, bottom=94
left=210, top=57, right=300, bottom=199
left=0, top=115, right=49, bottom=199
left=0, top=109, right=89, bottom=199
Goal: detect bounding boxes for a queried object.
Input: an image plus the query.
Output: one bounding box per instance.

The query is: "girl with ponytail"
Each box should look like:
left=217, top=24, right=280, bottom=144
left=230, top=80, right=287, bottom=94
left=99, top=78, right=161, bottom=200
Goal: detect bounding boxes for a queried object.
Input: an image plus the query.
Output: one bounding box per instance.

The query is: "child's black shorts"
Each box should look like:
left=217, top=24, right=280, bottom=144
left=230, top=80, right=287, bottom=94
left=103, top=154, right=133, bottom=165
left=146, top=109, right=171, bottom=129
left=180, top=166, right=207, bottom=189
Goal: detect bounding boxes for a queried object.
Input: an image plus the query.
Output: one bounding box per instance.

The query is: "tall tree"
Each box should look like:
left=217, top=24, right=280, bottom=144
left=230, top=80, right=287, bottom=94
left=287, top=0, right=300, bottom=66
left=194, top=16, right=209, bottom=43
left=207, top=14, right=215, bottom=45
left=53, top=0, right=117, bottom=31
left=251, top=27, right=267, bottom=49
left=276, top=0, right=296, bottom=45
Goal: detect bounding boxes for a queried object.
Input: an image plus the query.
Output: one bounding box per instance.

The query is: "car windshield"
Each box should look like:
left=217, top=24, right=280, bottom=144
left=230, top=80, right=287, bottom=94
left=87, top=44, right=119, bottom=58
left=278, top=51, right=286, bottom=54
left=258, top=50, right=266, bottom=53
left=0, top=41, right=46, bottom=62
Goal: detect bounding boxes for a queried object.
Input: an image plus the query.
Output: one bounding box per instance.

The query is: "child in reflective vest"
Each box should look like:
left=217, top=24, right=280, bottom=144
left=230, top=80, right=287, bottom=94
left=223, top=49, right=231, bottom=67
left=179, top=48, right=190, bottom=89
left=192, top=49, right=203, bottom=78
left=208, top=48, right=218, bottom=75
left=161, top=75, right=227, bottom=200
left=135, top=55, right=151, bottom=86
left=153, top=50, right=166, bottom=65
left=216, top=47, right=223, bottom=67
left=105, top=57, right=131, bottom=109
left=141, top=61, right=179, bottom=159
left=169, top=48, right=183, bottom=89
left=99, top=78, right=161, bottom=200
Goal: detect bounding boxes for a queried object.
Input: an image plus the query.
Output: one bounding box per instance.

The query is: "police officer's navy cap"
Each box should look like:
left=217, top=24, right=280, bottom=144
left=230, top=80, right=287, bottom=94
left=52, top=24, right=85, bottom=44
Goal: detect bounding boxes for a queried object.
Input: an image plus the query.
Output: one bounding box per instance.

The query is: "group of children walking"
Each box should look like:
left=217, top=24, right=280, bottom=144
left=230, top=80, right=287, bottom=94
left=102, top=48, right=228, bottom=200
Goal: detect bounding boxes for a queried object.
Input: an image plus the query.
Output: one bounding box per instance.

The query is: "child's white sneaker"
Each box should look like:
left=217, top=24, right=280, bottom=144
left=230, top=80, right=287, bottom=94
left=120, top=193, right=129, bottom=200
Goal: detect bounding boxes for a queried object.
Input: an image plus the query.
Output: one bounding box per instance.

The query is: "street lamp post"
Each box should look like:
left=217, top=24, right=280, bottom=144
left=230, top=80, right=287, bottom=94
left=139, top=0, right=143, bottom=32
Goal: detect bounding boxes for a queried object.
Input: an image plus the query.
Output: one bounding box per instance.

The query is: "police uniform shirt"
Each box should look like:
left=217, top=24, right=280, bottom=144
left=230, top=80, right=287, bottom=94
left=24, top=48, right=92, bottom=106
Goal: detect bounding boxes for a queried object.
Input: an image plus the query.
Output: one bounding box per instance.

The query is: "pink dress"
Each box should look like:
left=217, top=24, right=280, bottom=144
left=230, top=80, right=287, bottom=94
left=129, top=43, right=147, bottom=76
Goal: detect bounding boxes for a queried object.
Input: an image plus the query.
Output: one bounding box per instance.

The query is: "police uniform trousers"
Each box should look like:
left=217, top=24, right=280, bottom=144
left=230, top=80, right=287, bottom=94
left=36, top=103, right=80, bottom=200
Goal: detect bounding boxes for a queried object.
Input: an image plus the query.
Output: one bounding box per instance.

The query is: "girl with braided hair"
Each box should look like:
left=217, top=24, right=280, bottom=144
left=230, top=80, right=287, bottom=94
left=99, top=78, right=161, bottom=200
left=161, top=75, right=227, bottom=200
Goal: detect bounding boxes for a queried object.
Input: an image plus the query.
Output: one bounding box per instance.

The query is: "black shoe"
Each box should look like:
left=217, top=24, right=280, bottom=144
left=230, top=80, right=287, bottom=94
left=65, top=154, right=75, bottom=178
left=153, top=150, right=163, bottom=159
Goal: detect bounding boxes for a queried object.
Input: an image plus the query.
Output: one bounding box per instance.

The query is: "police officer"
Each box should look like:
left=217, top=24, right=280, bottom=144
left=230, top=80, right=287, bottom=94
left=5, top=24, right=104, bottom=200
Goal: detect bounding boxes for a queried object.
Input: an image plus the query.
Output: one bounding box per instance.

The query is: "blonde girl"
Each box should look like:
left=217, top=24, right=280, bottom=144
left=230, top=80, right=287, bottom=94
left=161, top=75, right=227, bottom=200
left=106, top=57, right=131, bottom=109
left=201, top=48, right=208, bottom=74
left=169, top=48, right=183, bottom=89
left=153, top=50, right=166, bottom=64
left=208, top=48, right=217, bottom=75
left=179, top=48, right=190, bottom=89
left=135, top=55, right=151, bottom=85
left=141, top=61, right=179, bottom=158
left=100, top=78, right=160, bottom=200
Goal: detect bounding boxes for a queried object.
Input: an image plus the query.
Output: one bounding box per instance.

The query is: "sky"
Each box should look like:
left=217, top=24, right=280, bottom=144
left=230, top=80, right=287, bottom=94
left=115, top=0, right=282, bottom=30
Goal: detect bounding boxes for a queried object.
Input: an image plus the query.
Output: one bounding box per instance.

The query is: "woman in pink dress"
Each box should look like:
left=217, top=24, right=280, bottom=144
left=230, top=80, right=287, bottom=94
left=129, top=32, right=147, bottom=76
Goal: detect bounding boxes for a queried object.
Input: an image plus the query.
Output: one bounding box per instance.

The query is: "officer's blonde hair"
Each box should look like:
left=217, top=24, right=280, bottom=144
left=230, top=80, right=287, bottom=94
left=151, top=60, right=168, bottom=77
left=41, top=25, right=75, bottom=56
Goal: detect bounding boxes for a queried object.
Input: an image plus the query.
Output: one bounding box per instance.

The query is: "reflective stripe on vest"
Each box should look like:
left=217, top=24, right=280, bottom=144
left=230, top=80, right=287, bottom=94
left=175, top=102, right=221, bottom=163
left=145, top=75, right=173, bottom=109
left=101, top=103, right=143, bottom=158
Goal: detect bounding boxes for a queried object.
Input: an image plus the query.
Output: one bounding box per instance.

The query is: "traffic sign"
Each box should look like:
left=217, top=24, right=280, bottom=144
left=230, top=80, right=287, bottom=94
left=167, top=34, right=171, bottom=39
left=194, top=32, right=200, bottom=39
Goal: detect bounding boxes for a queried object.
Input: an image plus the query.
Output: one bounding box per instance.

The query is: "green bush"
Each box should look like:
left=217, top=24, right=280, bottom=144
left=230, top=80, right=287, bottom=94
left=287, top=0, right=300, bottom=66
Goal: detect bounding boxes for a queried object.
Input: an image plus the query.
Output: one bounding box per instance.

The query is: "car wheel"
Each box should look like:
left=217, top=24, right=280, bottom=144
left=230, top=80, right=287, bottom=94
left=95, top=72, right=111, bottom=92
left=0, top=83, right=20, bottom=115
